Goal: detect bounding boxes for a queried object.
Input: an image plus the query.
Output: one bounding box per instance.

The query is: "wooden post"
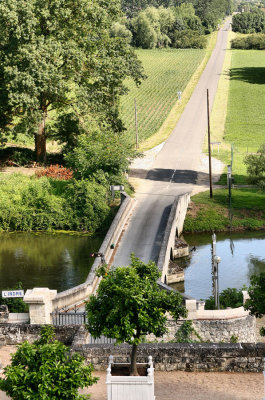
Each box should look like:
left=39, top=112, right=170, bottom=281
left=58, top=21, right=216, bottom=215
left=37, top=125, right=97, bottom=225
left=207, top=89, right=213, bottom=198
left=134, top=98, right=139, bottom=149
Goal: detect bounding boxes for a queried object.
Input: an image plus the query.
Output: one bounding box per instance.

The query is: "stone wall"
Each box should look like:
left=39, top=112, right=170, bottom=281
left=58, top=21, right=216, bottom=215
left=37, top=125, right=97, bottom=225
left=146, top=315, right=256, bottom=344
left=0, top=323, right=80, bottom=346
left=72, top=342, right=265, bottom=373
left=157, top=193, right=190, bottom=284
left=193, top=315, right=256, bottom=343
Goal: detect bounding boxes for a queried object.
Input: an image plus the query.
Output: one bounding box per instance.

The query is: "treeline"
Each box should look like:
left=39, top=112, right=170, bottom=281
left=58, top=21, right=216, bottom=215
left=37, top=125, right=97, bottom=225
left=121, top=0, right=233, bottom=20
left=232, top=9, right=265, bottom=33
left=235, top=0, right=265, bottom=13
left=232, top=6, right=265, bottom=49
left=117, top=1, right=232, bottom=49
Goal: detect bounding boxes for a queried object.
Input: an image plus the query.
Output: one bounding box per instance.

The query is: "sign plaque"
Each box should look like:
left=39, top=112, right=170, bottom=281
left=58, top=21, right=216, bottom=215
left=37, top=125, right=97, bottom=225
left=2, top=290, right=24, bottom=298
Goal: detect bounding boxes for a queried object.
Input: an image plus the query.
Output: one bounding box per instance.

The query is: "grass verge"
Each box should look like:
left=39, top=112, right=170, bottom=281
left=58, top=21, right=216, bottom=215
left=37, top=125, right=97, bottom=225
left=184, top=188, right=265, bottom=233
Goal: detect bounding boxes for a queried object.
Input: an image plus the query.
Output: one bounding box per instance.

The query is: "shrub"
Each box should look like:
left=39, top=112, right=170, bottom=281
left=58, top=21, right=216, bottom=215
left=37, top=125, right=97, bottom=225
left=0, top=325, right=98, bottom=399
left=35, top=164, right=73, bottom=180
left=65, top=129, right=137, bottom=182
left=173, top=30, right=207, bottom=49
left=244, top=144, right=265, bottom=187
left=0, top=174, right=110, bottom=232
left=231, top=34, right=265, bottom=49
left=204, top=287, right=244, bottom=310
left=64, top=179, right=110, bottom=232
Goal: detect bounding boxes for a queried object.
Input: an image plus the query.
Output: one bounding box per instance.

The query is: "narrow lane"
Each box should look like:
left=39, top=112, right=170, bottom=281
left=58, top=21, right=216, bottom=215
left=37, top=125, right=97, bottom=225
left=113, top=19, right=231, bottom=267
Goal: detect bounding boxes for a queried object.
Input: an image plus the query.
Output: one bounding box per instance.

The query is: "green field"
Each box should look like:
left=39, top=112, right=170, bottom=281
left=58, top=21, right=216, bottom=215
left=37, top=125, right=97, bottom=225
left=213, top=49, right=265, bottom=184
left=120, top=48, right=205, bottom=146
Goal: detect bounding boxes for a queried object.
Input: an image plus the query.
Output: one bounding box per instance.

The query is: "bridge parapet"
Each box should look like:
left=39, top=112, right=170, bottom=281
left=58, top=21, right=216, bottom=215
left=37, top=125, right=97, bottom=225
left=157, top=193, right=190, bottom=284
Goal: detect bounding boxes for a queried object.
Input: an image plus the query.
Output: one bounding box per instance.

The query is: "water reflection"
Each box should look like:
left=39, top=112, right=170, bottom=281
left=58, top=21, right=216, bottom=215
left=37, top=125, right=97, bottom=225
left=171, top=231, right=265, bottom=300
left=0, top=233, right=102, bottom=292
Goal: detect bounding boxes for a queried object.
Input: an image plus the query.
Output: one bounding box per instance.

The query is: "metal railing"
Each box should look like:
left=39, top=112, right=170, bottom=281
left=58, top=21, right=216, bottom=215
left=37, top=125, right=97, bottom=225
left=51, top=309, right=116, bottom=344
left=51, top=311, right=86, bottom=326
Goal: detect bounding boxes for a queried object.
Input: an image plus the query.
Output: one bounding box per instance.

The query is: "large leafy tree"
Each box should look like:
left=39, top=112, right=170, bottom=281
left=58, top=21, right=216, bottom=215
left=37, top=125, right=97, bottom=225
left=0, top=325, right=98, bottom=399
left=86, top=255, right=187, bottom=375
left=0, top=0, right=143, bottom=162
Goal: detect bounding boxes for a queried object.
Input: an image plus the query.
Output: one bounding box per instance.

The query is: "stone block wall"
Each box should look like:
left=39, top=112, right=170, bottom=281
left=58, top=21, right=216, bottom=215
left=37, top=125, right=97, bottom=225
left=0, top=324, right=80, bottom=346
left=193, top=315, right=256, bottom=343
left=146, top=315, right=256, bottom=344
left=72, top=343, right=265, bottom=373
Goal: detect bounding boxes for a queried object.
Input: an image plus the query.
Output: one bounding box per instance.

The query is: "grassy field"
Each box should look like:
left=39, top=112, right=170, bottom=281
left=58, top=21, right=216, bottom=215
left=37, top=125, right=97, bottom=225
left=120, top=48, right=206, bottom=148
left=184, top=189, right=265, bottom=233
left=209, top=44, right=265, bottom=184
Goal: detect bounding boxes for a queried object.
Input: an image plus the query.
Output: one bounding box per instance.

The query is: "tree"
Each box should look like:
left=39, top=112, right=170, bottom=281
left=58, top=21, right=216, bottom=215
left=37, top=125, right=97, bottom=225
left=0, top=0, right=144, bottom=162
left=244, top=273, right=265, bottom=319
left=232, top=10, right=265, bottom=33
left=0, top=325, right=98, bottom=399
left=86, top=255, right=187, bottom=375
left=244, top=144, right=265, bottom=187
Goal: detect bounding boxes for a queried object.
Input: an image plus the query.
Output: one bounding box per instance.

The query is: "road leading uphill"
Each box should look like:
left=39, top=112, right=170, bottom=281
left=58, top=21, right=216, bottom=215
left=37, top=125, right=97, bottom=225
left=113, top=19, right=231, bottom=267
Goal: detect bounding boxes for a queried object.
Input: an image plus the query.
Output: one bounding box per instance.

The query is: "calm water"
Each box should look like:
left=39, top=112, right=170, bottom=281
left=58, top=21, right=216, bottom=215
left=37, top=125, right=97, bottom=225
left=0, top=232, right=102, bottom=292
left=171, top=231, right=265, bottom=300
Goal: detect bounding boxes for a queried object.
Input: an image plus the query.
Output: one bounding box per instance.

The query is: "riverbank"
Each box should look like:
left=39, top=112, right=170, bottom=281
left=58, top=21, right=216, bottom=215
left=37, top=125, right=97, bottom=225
left=184, top=188, right=265, bottom=233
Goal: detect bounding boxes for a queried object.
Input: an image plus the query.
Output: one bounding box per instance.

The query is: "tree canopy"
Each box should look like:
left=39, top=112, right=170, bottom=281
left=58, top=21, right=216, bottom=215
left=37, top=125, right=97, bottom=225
left=0, top=325, right=98, bottom=399
left=0, top=0, right=144, bottom=161
left=245, top=272, right=265, bottom=335
left=232, top=9, right=265, bottom=33
left=86, top=255, right=187, bottom=375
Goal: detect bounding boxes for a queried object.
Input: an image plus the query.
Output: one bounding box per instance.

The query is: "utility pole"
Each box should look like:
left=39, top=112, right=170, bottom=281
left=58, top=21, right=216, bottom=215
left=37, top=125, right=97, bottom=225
left=227, top=164, right=232, bottom=209
left=134, top=98, right=139, bottom=149
left=213, top=255, right=221, bottom=310
left=211, top=233, right=216, bottom=298
left=207, top=89, right=213, bottom=198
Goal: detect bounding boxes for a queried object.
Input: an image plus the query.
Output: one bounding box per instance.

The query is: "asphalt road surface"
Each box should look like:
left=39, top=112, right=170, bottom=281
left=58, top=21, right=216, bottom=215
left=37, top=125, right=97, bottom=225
left=113, top=19, right=231, bottom=268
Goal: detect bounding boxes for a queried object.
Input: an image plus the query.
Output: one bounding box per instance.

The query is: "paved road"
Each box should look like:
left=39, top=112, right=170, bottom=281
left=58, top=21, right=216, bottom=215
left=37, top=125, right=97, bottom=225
left=113, top=19, right=231, bottom=267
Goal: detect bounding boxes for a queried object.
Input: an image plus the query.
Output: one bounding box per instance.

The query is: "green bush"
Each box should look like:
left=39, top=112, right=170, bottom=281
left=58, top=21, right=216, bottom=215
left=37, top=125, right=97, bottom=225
left=244, top=144, right=265, bottom=187
left=64, top=129, right=137, bottom=182
left=0, top=326, right=97, bottom=399
left=231, top=34, right=265, bottom=49
left=173, top=30, right=207, bottom=49
left=204, top=287, right=244, bottom=310
left=0, top=174, right=110, bottom=233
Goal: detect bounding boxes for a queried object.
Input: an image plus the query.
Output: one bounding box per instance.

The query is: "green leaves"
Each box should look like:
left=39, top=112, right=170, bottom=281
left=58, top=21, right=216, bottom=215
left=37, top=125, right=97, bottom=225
left=0, top=0, right=144, bottom=161
left=245, top=272, right=265, bottom=318
left=0, top=174, right=110, bottom=232
left=86, top=254, right=187, bottom=353
left=0, top=326, right=98, bottom=399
